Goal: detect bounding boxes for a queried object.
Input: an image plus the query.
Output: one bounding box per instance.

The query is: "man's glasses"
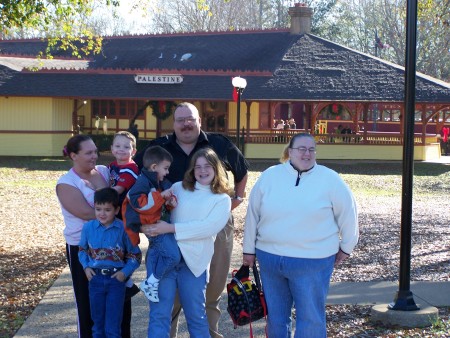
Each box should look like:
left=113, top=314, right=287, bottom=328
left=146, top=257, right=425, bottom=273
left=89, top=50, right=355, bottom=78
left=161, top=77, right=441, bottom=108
left=290, top=147, right=316, bottom=154
left=175, top=117, right=197, bottom=124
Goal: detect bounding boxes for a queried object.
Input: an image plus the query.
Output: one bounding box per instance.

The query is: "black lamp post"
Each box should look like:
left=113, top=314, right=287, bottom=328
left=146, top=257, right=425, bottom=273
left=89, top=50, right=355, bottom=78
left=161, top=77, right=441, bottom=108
left=388, top=0, right=419, bottom=311
left=232, top=76, right=247, bottom=150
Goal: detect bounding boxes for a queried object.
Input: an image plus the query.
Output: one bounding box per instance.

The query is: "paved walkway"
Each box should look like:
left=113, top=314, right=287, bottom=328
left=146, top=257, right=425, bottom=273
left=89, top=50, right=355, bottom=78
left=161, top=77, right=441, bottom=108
left=14, top=157, right=450, bottom=337
left=14, top=235, right=450, bottom=338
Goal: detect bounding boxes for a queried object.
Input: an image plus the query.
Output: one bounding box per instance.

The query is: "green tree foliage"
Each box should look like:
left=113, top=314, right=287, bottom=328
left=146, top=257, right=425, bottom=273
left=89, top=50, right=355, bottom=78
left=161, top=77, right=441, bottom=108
left=0, top=0, right=120, bottom=58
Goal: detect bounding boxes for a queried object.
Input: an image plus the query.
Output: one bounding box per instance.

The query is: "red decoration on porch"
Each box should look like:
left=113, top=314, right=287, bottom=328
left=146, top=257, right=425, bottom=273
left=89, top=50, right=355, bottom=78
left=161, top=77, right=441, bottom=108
left=151, top=101, right=175, bottom=120
left=328, top=103, right=344, bottom=115
left=232, top=87, right=238, bottom=102
left=159, top=101, right=165, bottom=112
left=443, top=127, right=449, bottom=143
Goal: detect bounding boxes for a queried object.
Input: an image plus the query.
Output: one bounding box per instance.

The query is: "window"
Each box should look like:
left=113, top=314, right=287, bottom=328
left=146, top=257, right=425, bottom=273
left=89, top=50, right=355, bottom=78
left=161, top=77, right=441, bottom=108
left=92, top=100, right=148, bottom=119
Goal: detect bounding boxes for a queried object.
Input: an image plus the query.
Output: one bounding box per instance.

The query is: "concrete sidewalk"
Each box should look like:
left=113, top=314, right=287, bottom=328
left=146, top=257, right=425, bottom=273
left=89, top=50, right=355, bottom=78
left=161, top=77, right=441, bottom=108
left=13, top=264, right=450, bottom=338
left=14, top=235, right=450, bottom=338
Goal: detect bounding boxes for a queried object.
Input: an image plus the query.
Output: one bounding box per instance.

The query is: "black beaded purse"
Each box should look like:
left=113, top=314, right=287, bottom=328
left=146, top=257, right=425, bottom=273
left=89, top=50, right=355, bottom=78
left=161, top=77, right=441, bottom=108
left=226, top=263, right=267, bottom=328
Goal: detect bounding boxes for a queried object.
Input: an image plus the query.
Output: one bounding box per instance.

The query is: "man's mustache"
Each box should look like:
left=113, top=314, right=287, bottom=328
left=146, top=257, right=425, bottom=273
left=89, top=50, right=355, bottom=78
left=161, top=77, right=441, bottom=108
left=181, top=126, right=194, bottom=132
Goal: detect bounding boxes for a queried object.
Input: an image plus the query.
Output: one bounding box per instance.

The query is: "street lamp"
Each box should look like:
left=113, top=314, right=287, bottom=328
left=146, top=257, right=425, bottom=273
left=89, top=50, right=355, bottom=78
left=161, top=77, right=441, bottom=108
left=232, top=76, right=247, bottom=151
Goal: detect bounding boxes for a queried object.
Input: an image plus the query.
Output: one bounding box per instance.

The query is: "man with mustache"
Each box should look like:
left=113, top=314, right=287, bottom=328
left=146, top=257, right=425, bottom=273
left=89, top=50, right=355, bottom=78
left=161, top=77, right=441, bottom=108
left=134, top=102, right=249, bottom=338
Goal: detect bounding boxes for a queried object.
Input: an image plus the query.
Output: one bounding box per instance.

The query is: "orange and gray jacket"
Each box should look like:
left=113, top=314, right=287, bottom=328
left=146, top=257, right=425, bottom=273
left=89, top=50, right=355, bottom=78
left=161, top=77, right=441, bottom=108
left=122, top=169, right=172, bottom=246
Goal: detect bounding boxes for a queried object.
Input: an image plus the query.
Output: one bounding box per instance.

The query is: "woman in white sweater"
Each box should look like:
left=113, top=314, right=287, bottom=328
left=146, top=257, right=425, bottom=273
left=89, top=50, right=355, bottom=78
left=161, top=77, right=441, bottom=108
left=142, top=148, right=232, bottom=338
left=243, top=133, right=359, bottom=338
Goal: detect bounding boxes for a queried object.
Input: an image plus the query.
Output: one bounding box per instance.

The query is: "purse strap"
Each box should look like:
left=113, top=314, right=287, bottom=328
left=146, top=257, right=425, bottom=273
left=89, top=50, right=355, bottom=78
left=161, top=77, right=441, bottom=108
left=252, top=262, right=263, bottom=292
left=252, top=261, right=268, bottom=338
left=232, top=263, right=268, bottom=338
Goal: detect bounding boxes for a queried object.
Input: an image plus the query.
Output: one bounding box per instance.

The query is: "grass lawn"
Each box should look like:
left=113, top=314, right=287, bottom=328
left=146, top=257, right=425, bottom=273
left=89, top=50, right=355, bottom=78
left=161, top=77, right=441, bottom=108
left=0, top=156, right=449, bottom=337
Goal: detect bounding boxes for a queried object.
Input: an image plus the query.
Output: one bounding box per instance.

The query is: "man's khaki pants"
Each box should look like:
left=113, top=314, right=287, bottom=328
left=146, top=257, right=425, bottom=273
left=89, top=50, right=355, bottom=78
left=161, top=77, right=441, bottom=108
left=170, top=214, right=234, bottom=338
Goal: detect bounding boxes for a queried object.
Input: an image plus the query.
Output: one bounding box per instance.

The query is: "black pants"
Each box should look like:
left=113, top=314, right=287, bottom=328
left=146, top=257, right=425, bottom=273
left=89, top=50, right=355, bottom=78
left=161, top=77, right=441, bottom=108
left=66, top=244, right=132, bottom=338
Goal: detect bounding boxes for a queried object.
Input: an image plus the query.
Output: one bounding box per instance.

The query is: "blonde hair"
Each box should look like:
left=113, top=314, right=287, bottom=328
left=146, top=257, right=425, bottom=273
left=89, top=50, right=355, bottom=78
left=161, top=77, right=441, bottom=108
left=280, top=133, right=315, bottom=163
left=183, top=148, right=233, bottom=195
left=113, top=131, right=136, bottom=149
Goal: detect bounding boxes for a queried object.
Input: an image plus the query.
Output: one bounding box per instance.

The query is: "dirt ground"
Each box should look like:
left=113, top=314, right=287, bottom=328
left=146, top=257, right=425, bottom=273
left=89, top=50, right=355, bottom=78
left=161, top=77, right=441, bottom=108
left=0, top=157, right=449, bottom=337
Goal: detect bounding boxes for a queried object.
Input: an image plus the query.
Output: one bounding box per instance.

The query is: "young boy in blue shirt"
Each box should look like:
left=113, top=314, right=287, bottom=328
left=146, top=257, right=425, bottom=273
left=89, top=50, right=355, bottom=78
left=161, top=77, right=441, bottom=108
left=79, top=188, right=142, bottom=338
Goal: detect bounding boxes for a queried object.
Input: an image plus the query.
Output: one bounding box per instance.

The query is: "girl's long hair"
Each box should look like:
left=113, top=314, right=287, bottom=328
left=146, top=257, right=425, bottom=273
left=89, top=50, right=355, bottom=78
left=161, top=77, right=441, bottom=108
left=183, top=148, right=233, bottom=195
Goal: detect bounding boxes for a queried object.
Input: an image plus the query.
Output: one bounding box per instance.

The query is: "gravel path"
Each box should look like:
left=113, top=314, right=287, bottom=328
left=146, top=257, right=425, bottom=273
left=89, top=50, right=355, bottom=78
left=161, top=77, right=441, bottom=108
left=1, top=157, right=449, bottom=337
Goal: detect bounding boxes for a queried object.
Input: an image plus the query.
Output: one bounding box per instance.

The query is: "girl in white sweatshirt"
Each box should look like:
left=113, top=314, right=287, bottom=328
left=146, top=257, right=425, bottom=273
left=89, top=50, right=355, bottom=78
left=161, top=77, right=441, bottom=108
left=141, top=148, right=232, bottom=338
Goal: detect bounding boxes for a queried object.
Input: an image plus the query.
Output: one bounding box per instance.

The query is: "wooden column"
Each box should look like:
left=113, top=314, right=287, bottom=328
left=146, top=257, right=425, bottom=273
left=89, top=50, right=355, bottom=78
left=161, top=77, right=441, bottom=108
left=72, top=100, right=78, bottom=133
left=306, top=103, right=313, bottom=133
left=245, top=101, right=251, bottom=140
left=420, top=104, right=427, bottom=145
left=363, top=103, right=369, bottom=143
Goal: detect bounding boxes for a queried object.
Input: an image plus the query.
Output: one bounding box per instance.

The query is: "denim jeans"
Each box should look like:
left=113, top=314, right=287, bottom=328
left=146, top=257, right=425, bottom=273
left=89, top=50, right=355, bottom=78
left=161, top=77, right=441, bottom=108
left=89, top=274, right=126, bottom=338
left=170, top=213, right=234, bottom=338
left=147, top=233, right=181, bottom=280
left=256, top=249, right=335, bottom=338
left=147, top=255, right=209, bottom=338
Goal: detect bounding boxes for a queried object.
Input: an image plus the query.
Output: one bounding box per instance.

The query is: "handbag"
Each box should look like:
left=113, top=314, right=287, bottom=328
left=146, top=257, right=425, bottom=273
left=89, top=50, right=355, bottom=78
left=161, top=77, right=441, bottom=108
left=226, top=262, right=267, bottom=335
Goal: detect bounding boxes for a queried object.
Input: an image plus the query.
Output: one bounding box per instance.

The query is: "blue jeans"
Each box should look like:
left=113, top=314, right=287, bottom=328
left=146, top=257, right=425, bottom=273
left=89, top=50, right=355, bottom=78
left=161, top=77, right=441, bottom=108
left=147, top=233, right=181, bottom=280
left=147, top=255, right=209, bottom=338
left=89, top=274, right=126, bottom=338
left=256, top=249, right=335, bottom=338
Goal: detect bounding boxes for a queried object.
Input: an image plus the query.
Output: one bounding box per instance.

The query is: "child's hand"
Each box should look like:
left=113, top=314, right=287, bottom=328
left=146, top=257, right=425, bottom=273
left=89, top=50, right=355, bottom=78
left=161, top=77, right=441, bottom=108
left=142, top=221, right=175, bottom=237
left=160, top=189, right=173, bottom=200
left=84, top=267, right=95, bottom=281
left=166, top=195, right=177, bottom=208
left=112, top=270, right=126, bottom=282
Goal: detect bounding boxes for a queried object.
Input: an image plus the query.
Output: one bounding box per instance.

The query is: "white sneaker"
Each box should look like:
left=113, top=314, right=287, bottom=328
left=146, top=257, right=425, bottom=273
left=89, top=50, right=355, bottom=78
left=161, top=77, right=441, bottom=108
left=139, top=280, right=159, bottom=302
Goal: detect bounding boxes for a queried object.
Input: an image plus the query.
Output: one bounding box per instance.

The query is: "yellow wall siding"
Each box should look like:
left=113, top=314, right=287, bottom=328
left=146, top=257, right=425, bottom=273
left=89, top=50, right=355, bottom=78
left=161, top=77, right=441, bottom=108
left=0, top=97, right=75, bottom=156
left=0, top=134, right=61, bottom=156
left=0, top=97, right=53, bottom=130
left=144, top=105, right=165, bottom=139
left=244, top=143, right=439, bottom=161
left=249, top=102, right=259, bottom=130
left=228, top=102, right=248, bottom=130
left=160, top=114, right=173, bottom=130
left=315, top=145, right=403, bottom=160
left=245, top=143, right=286, bottom=159
left=52, top=99, right=73, bottom=131
left=118, top=120, right=130, bottom=130
left=51, top=98, right=75, bottom=156
left=105, top=118, right=116, bottom=133
left=421, top=143, right=441, bottom=161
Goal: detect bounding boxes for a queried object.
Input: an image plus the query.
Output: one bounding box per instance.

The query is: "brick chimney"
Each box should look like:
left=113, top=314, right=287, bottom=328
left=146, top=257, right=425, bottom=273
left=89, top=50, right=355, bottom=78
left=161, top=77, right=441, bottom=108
left=289, top=3, right=313, bottom=35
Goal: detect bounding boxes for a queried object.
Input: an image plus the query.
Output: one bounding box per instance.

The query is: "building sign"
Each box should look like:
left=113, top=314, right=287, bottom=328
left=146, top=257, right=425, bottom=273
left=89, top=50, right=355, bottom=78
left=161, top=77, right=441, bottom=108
left=134, top=74, right=183, bottom=84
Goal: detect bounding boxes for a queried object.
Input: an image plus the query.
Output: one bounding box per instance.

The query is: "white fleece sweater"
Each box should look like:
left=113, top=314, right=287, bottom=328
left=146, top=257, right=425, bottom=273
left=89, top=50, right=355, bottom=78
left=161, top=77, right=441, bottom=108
left=171, top=181, right=231, bottom=277
left=243, top=161, right=358, bottom=259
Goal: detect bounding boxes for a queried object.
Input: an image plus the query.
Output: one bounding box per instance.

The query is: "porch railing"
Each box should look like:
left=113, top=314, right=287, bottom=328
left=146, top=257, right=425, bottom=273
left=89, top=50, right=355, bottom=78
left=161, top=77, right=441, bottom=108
left=240, top=129, right=437, bottom=145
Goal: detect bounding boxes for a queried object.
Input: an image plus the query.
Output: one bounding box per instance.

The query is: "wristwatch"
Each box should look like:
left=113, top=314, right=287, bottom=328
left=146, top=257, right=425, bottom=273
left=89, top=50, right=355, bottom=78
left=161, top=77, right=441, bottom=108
left=234, top=196, right=244, bottom=202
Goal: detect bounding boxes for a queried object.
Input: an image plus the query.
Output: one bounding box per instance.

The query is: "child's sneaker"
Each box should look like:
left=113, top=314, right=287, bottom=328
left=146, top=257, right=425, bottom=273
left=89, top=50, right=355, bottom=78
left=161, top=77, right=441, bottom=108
left=139, top=280, right=159, bottom=302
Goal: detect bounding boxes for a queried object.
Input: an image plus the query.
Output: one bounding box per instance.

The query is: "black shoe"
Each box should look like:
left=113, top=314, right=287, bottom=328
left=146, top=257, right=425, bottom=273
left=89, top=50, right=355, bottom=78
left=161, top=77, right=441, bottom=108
left=125, top=284, right=140, bottom=301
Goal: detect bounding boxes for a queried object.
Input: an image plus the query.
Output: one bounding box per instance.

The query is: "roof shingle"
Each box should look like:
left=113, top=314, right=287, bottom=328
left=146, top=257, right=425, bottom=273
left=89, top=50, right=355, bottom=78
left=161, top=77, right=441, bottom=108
left=0, top=30, right=449, bottom=103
